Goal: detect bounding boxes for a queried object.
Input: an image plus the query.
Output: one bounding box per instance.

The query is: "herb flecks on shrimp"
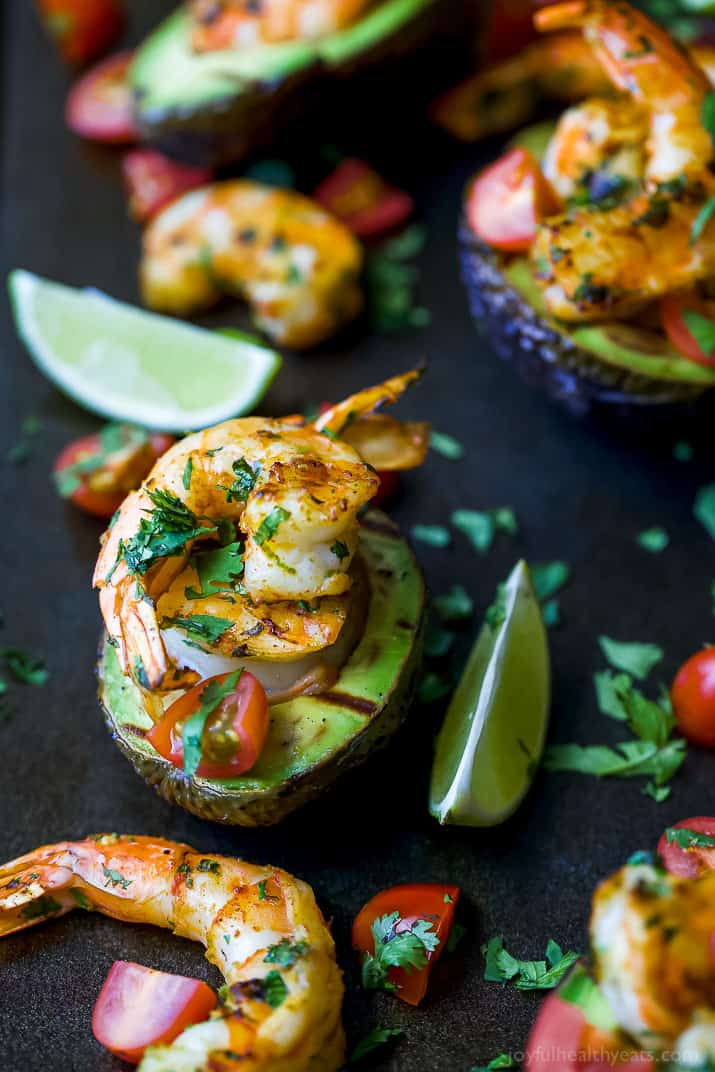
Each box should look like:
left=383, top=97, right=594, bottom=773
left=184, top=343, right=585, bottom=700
left=532, top=0, right=715, bottom=321
left=93, top=371, right=424, bottom=691
left=0, top=835, right=345, bottom=1072
left=190, top=0, right=372, bottom=50
left=140, top=180, right=363, bottom=349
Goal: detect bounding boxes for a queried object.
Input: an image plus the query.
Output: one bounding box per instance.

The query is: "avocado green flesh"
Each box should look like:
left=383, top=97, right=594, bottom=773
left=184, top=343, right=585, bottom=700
left=98, top=514, right=424, bottom=824
left=504, top=258, right=715, bottom=386
left=131, top=0, right=433, bottom=114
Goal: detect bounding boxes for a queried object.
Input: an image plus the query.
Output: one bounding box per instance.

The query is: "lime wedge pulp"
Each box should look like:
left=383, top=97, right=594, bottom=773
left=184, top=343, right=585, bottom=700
left=429, top=560, right=551, bottom=827
left=8, top=270, right=282, bottom=431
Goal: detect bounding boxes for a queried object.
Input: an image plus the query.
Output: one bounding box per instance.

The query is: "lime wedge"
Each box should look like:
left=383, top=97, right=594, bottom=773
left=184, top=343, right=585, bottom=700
left=8, top=270, right=281, bottom=431
left=429, top=560, right=550, bottom=827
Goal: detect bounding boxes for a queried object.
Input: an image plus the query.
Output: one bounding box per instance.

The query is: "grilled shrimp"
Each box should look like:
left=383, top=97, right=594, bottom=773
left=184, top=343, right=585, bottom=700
left=93, top=370, right=421, bottom=691
left=191, top=0, right=370, bottom=49
left=591, top=863, right=715, bottom=1053
left=532, top=0, right=715, bottom=321
left=140, top=180, right=363, bottom=349
left=0, top=834, right=344, bottom=1072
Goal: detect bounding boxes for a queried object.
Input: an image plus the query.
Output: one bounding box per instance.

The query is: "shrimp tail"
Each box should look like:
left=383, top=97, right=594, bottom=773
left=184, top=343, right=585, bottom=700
left=314, top=366, right=425, bottom=436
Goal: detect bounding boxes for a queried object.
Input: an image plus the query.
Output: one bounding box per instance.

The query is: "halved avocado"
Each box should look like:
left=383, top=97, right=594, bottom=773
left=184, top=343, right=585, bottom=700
left=97, top=510, right=425, bottom=827
left=461, top=121, right=715, bottom=416
left=131, top=0, right=463, bottom=166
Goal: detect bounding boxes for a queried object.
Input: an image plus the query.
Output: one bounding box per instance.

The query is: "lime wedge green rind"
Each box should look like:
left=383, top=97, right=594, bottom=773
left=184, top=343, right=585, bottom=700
left=8, top=270, right=282, bottom=432
left=429, top=560, right=550, bottom=827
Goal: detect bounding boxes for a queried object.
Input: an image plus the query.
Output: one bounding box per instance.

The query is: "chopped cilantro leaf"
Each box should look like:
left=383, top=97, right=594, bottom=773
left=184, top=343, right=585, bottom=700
left=182, top=670, right=242, bottom=779
left=366, top=225, right=429, bottom=332
left=598, top=636, right=663, bottom=680
left=695, top=484, right=715, bottom=542
left=161, top=614, right=233, bottom=647
left=197, top=858, right=220, bottom=874
left=361, top=912, right=440, bottom=992
left=434, top=584, right=473, bottom=621
left=254, top=507, right=290, bottom=546
left=665, top=827, right=715, bottom=850
left=430, top=430, right=464, bottom=460
left=417, top=670, right=452, bottom=703
left=673, top=441, right=693, bottom=462
left=349, top=1027, right=405, bottom=1064
left=264, top=939, right=309, bottom=967
left=691, top=195, right=715, bottom=245
left=531, top=562, right=570, bottom=602
left=542, top=600, right=560, bottom=628
left=20, top=895, right=62, bottom=920
left=186, top=542, right=245, bottom=599
left=452, top=507, right=517, bottom=553
left=594, top=670, right=632, bottom=720
left=411, top=524, right=451, bottom=547
left=261, top=970, right=288, bottom=1008
left=220, top=457, right=257, bottom=503
left=102, top=865, right=132, bottom=890
left=424, top=620, right=455, bottom=658
left=1, top=649, right=48, bottom=686
left=182, top=456, right=193, bottom=491
left=482, top=935, right=579, bottom=990
left=331, top=540, right=349, bottom=561
left=637, top=527, right=669, bottom=553
left=471, top=1053, right=518, bottom=1072
left=257, top=878, right=278, bottom=901
left=118, top=489, right=211, bottom=575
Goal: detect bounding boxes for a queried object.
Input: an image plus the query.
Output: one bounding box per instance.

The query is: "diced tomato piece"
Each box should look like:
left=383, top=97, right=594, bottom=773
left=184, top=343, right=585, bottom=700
left=122, top=150, right=213, bottom=223
left=147, top=671, right=269, bottom=779
left=658, top=817, right=715, bottom=878
left=526, top=972, right=654, bottom=1072
left=671, top=646, right=715, bottom=748
left=92, top=960, right=217, bottom=1064
left=54, top=427, right=174, bottom=519
left=36, top=0, right=124, bottom=66
left=65, top=51, right=136, bottom=143
left=314, top=159, right=414, bottom=240
left=466, top=147, right=559, bottom=252
left=372, top=469, right=401, bottom=507
left=352, top=883, right=459, bottom=1006
left=661, top=293, right=715, bottom=367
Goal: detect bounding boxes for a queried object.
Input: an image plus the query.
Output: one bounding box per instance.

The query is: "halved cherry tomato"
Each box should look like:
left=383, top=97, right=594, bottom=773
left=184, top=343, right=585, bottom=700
left=466, top=147, right=559, bottom=253
left=37, top=0, right=124, bottom=66
left=671, top=646, right=715, bottom=748
left=372, top=469, right=401, bottom=507
left=92, top=960, right=217, bottom=1064
left=65, top=51, right=136, bottom=143
left=352, top=883, right=459, bottom=1006
left=661, top=293, right=715, bottom=367
left=313, top=159, right=414, bottom=240
left=54, top=426, right=174, bottom=519
left=525, top=975, right=654, bottom=1072
left=658, top=816, right=715, bottom=878
left=147, top=671, right=269, bottom=779
left=122, top=150, right=213, bottom=224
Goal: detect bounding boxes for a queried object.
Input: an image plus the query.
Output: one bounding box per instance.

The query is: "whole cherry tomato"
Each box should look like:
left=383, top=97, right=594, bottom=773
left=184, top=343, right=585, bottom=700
left=671, top=646, right=715, bottom=748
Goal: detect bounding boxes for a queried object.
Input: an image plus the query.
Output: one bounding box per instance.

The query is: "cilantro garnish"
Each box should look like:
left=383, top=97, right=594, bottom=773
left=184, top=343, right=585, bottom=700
left=118, top=489, right=211, bottom=575
left=182, top=669, right=242, bottom=778
left=485, top=583, right=508, bottom=630
left=691, top=195, right=715, bottom=245
left=1, top=649, right=48, bottom=686
left=471, top=1054, right=518, bottom=1072
left=7, top=416, right=42, bottom=465
left=598, top=636, right=663, bottom=680
left=331, top=540, right=349, bottom=561
left=70, top=890, right=93, bottom=911
left=360, top=912, right=440, bottom=992
left=417, top=670, right=453, bottom=703
left=254, top=507, right=290, bottom=546
left=349, top=1027, right=405, bottom=1064
left=261, top=971, right=288, bottom=1008
left=257, top=878, right=278, bottom=901
left=452, top=507, right=517, bottom=553
left=102, top=865, right=132, bottom=890
left=433, top=585, right=473, bottom=622
left=637, top=527, right=669, bottom=553
left=182, top=456, right=193, bottom=491
left=665, top=827, right=715, bottom=850
left=161, top=614, right=233, bottom=647
left=197, top=858, right=220, bottom=874
left=185, top=542, right=245, bottom=600
left=673, top=441, right=693, bottom=462
left=424, top=620, right=455, bottom=658
left=56, top=423, right=147, bottom=497
left=411, top=524, right=451, bottom=548
left=482, top=936, right=579, bottom=991
left=531, top=561, right=570, bottom=628
left=366, top=225, right=429, bottom=332
left=593, top=670, right=632, bottom=720
left=264, top=939, right=309, bottom=967
left=20, top=895, right=62, bottom=920
left=430, top=430, right=464, bottom=460
left=220, top=457, right=257, bottom=503
left=695, top=484, right=715, bottom=542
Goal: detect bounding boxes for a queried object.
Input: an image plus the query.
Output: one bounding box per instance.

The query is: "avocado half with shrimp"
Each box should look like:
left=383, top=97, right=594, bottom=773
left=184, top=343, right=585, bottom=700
left=130, top=0, right=467, bottom=167
left=96, top=372, right=428, bottom=826
left=460, top=121, right=715, bottom=418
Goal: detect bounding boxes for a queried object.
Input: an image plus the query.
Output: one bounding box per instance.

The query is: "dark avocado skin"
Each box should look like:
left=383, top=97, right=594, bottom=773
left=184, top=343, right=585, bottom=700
left=132, top=0, right=469, bottom=168
left=459, top=218, right=707, bottom=419
left=97, top=511, right=425, bottom=827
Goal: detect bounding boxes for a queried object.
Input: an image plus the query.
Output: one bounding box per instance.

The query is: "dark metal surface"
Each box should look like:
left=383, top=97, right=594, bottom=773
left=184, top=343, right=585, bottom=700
left=2, top=3, right=715, bottom=1071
